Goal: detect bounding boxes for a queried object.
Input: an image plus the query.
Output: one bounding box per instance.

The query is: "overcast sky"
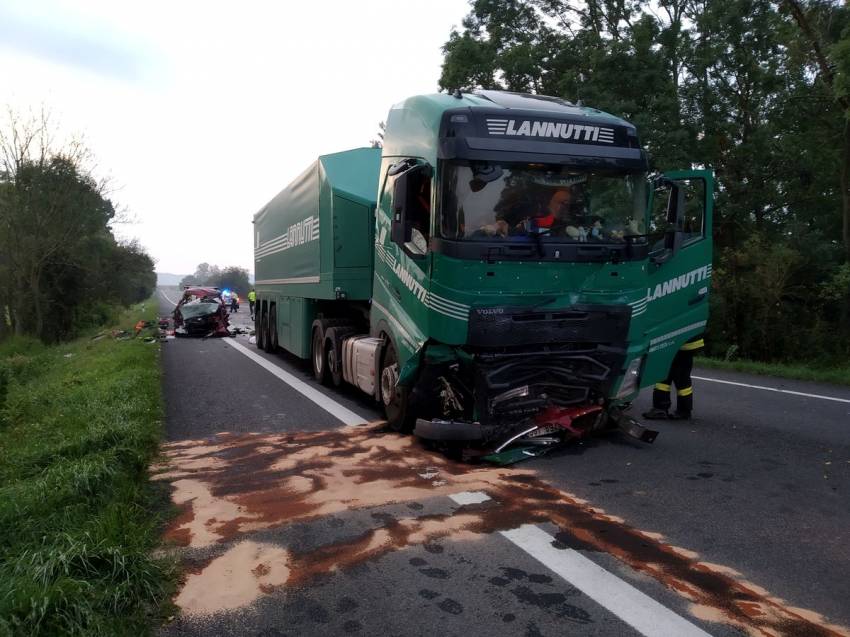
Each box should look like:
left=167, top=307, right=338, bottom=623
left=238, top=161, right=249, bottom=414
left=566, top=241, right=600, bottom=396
left=0, top=0, right=471, bottom=275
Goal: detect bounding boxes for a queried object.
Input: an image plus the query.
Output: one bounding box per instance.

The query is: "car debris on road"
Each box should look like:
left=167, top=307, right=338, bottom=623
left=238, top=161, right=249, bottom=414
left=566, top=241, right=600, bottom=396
left=171, top=287, right=230, bottom=337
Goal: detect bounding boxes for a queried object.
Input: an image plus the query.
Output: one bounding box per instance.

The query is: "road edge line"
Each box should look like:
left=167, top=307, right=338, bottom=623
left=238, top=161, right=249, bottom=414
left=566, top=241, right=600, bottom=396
left=226, top=339, right=367, bottom=426
left=160, top=289, right=179, bottom=306
left=693, top=375, right=850, bottom=404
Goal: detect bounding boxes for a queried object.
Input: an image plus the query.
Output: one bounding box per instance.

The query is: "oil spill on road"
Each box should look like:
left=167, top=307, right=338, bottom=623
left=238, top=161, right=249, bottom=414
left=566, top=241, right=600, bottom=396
left=154, top=428, right=849, bottom=637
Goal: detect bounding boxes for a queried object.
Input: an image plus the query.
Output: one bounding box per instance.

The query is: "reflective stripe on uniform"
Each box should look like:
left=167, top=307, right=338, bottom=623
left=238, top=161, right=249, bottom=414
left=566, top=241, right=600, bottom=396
left=677, top=386, right=694, bottom=397
left=680, top=339, right=705, bottom=351
left=655, top=383, right=671, bottom=392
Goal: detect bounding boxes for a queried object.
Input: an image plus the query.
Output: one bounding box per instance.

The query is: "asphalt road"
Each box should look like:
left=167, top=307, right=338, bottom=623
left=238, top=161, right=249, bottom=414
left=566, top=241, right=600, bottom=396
left=155, top=287, right=850, bottom=637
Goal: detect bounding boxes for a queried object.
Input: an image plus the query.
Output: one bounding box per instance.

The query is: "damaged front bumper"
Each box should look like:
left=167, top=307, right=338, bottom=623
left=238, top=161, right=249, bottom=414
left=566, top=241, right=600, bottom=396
left=406, top=339, right=655, bottom=463
left=414, top=403, right=657, bottom=464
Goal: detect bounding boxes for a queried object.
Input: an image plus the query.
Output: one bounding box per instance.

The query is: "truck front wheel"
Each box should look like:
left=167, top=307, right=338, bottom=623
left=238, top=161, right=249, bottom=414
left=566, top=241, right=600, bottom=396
left=381, top=341, right=411, bottom=433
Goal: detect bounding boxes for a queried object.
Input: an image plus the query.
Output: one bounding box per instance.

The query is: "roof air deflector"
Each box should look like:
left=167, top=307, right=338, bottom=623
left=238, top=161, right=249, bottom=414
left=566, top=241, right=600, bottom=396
left=472, top=90, right=576, bottom=112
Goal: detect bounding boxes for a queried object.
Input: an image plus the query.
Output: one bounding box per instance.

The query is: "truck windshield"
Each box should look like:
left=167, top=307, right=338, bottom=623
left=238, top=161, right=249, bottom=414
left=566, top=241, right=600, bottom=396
left=440, top=162, right=647, bottom=243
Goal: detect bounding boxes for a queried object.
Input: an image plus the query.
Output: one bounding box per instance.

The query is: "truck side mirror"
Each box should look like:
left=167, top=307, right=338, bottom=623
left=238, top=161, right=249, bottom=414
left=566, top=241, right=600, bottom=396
left=391, top=163, right=432, bottom=249
left=391, top=171, right=410, bottom=245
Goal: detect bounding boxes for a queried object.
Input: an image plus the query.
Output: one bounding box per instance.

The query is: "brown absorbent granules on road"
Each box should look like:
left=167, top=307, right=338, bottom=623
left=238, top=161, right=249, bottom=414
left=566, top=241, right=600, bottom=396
left=153, top=427, right=849, bottom=637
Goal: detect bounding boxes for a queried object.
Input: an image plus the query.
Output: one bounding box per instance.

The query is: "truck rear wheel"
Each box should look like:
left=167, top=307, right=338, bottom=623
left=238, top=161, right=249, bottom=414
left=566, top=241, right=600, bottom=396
left=381, top=341, right=411, bottom=433
left=261, top=310, right=271, bottom=353
left=265, top=305, right=277, bottom=353
left=311, top=326, right=329, bottom=385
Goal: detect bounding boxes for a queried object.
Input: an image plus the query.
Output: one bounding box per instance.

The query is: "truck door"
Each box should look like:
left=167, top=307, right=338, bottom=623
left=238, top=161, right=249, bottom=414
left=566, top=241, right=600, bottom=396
left=371, top=158, right=432, bottom=362
left=641, top=169, right=714, bottom=384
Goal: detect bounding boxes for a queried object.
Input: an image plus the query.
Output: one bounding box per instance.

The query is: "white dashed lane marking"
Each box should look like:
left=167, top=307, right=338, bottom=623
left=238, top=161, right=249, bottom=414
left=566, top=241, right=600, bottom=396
left=450, top=492, right=712, bottom=637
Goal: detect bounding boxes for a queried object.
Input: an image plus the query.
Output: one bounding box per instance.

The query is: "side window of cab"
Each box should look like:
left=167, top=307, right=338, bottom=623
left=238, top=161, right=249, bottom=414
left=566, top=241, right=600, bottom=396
left=649, top=177, right=706, bottom=251
left=385, top=158, right=432, bottom=258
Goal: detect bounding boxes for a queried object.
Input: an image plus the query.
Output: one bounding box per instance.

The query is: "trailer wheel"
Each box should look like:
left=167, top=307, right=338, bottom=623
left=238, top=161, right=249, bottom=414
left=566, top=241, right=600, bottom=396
left=311, top=325, right=329, bottom=384
left=255, top=305, right=266, bottom=350
left=265, top=305, right=278, bottom=353
left=381, top=340, right=411, bottom=433
left=261, top=310, right=271, bottom=353
left=327, top=337, right=344, bottom=387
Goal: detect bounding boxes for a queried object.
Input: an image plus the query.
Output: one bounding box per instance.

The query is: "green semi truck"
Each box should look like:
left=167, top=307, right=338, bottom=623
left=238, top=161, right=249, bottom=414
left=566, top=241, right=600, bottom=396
left=253, top=90, right=712, bottom=456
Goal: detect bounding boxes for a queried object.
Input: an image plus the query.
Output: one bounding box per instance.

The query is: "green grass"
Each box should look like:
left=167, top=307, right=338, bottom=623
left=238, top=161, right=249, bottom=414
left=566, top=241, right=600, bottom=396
left=696, top=356, right=850, bottom=387
left=0, top=301, right=176, bottom=636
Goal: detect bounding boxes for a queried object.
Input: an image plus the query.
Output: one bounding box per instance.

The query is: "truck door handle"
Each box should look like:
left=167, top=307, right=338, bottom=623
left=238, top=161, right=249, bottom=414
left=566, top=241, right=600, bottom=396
left=391, top=286, right=402, bottom=302
left=688, top=293, right=706, bottom=306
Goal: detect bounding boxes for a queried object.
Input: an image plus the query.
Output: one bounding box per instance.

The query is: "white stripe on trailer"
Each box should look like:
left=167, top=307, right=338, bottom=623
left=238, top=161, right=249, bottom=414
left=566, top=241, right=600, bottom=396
left=226, top=339, right=367, bottom=426
left=255, top=276, right=321, bottom=285
left=500, top=524, right=713, bottom=637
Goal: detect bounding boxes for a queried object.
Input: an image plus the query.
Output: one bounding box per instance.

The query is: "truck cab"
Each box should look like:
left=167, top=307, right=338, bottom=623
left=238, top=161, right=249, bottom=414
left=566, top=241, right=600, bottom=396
left=369, top=90, right=712, bottom=442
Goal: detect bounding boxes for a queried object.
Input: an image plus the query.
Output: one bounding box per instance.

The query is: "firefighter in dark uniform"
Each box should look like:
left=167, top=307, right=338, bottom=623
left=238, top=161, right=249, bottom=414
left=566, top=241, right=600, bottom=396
left=643, top=335, right=704, bottom=420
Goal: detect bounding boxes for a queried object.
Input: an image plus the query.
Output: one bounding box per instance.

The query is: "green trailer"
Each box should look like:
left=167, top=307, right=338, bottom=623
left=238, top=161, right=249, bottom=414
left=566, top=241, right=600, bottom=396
left=254, top=90, right=713, bottom=455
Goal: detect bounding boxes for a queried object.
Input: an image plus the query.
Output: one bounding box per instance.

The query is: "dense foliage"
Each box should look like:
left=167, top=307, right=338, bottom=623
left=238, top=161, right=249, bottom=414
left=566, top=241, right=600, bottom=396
left=179, top=262, right=251, bottom=295
left=0, top=112, right=156, bottom=343
left=441, top=0, right=850, bottom=365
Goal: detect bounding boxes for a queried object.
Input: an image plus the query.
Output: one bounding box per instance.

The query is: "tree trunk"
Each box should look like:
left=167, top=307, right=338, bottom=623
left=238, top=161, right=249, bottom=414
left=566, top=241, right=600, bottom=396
left=30, top=270, right=43, bottom=340
left=843, top=118, right=850, bottom=262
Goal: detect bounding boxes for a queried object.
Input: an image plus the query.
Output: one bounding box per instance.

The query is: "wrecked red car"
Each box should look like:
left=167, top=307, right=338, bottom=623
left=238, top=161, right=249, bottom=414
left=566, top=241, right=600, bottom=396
left=172, top=287, right=230, bottom=337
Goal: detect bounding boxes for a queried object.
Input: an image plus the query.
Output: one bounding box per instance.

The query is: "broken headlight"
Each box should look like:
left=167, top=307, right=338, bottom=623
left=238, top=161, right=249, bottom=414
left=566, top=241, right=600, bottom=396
left=615, top=356, right=643, bottom=398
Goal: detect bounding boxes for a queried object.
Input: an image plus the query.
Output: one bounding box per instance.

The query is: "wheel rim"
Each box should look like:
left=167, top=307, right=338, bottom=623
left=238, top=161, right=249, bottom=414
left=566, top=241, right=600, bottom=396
left=313, top=331, right=323, bottom=375
left=328, top=347, right=336, bottom=375
left=380, top=363, right=399, bottom=406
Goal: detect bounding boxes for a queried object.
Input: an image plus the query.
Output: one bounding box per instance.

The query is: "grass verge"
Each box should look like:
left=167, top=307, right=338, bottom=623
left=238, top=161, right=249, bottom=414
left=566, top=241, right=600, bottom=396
left=696, top=356, right=850, bottom=387
left=0, top=300, right=176, bottom=636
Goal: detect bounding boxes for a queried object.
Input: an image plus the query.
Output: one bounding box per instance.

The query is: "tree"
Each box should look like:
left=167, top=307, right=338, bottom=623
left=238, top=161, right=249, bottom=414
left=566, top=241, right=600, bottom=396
left=210, top=266, right=251, bottom=296
left=182, top=263, right=251, bottom=296
left=370, top=121, right=386, bottom=149
left=0, top=107, right=155, bottom=341
left=784, top=0, right=850, bottom=262
left=439, top=0, right=850, bottom=364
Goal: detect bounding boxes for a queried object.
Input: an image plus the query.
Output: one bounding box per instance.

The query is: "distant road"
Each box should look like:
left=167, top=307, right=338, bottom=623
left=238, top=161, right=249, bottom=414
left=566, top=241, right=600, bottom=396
left=155, top=287, right=850, bottom=637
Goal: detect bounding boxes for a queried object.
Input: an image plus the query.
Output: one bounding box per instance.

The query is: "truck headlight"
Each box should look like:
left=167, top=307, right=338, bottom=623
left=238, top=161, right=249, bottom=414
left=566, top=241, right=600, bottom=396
left=616, top=356, right=643, bottom=398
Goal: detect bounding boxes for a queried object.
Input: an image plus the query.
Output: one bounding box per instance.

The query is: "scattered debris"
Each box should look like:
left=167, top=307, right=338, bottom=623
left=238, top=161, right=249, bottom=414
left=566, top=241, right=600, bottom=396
left=63, top=353, right=74, bottom=358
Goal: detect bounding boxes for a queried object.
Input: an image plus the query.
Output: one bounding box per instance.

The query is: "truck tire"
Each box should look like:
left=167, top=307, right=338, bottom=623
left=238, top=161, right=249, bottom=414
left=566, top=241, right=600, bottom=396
left=265, top=305, right=278, bottom=353
left=255, top=306, right=265, bottom=350
left=261, top=311, right=271, bottom=353
left=381, top=340, right=411, bottom=433
left=311, top=325, right=329, bottom=385
left=327, top=336, right=344, bottom=387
